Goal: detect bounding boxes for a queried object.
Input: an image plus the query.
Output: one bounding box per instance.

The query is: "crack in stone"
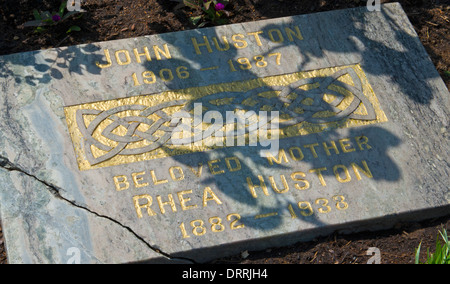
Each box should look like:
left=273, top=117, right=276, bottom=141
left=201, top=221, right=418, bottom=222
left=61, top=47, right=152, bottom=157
left=0, top=155, right=195, bottom=264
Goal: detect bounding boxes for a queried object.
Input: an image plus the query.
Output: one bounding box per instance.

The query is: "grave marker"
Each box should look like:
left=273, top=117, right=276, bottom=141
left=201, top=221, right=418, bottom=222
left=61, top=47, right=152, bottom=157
left=0, top=3, right=448, bottom=263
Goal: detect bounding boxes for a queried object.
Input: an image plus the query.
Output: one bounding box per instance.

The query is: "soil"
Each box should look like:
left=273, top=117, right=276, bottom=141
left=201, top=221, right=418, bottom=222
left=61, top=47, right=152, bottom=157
left=0, top=0, right=449, bottom=264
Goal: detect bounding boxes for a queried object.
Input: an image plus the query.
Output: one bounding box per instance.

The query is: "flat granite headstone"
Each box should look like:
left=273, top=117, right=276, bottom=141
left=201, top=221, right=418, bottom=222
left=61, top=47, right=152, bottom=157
left=0, top=3, right=449, bottom=264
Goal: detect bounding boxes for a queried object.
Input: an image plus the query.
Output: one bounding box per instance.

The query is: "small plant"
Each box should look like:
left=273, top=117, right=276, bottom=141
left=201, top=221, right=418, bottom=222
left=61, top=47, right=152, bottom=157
left=24, top=1, right=81, bottom=33
left=182, top=0, right=230, bottom=27
left=415, top=228, right=449, bottom=264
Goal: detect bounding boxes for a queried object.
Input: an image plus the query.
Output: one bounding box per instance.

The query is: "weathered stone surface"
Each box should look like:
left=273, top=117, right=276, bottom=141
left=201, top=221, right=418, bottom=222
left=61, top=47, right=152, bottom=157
left=0, top=3, right=449, bottom=263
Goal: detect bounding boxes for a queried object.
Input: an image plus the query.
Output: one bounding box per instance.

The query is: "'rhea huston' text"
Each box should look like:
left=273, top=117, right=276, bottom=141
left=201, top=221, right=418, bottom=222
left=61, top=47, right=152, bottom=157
left=112, top=135, right=373, bottom=219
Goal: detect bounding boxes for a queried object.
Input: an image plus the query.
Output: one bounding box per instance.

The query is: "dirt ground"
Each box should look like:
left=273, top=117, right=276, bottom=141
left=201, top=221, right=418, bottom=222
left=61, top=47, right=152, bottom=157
left=0, top=0, right=449, bottom=264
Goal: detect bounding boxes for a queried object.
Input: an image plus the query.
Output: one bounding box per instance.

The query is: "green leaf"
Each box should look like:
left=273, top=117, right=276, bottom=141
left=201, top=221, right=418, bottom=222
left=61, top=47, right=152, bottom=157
left=42, top=11, right=52, bottom=20
left=60, top=1, right=68, bottom=15
left=433, top=235, right=443, bottom=264
left=444, top=71, right=450, bottom=77
left=204, top=1, right=211, bottom=10
left=33, top=9, right=42, bottom=20
left=415, top=242, right=422, bottom=264
left=415, top=229, right=450, bottom=264
left=35, top=26, right=46, bottom=33
left=441, top=229, right=448, bottom=242
left=433, top=246, right=442, bottom=264
left=67, top=25, right=81, bottom=33
left=205, top=8, right=214, bottom=19
left=189, top=15, right=202, bottom=26
left=183, top=0, right=199, bottom=9
left=24, top=20, right=45, bottom=27
left=426, top=248, right=431, bottom=264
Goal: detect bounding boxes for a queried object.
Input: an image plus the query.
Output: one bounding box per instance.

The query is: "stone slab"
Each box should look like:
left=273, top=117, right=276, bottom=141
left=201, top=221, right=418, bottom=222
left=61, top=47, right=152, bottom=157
left=0, top=3, right=449, bottom=263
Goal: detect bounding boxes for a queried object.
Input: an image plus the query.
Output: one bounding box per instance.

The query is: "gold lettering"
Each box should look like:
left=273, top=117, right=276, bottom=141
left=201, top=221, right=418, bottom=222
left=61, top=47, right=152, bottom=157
left=285, top=26, right=304, bottom=41
left=246, top=175, right=269, bottom=198
left=268, top=29, right=284, bottom=43
left=169, top=166, right=185, bottom=181
left=212, top=36, right=230, bottom=51
left=269, top=175, right=289, bottom=194
left=291, top=171, right=310, bottom=190
left=333, top=164, right=351, bottom=183
left=157, top=194, right=177, bottom=214
left=202, top=187, right=223, bottom=207
left=132, top=171, right=149, bottom=188
left=232, top=34, right=248, bottom=49
left=153, top=44, right=172, bottom=60
left=339, top=138, right=356, bottom=153
left=247, top=31, right=264, bottom=46
left=177, top=190, right=198, bottom=211
left=355, top=135, right=372, bottom=151
left=207, top=159, right=225, bottom=175
left=150, top=170, right=168, bottom=185
left=351, top=160, right=373, bottom=180
left=113, top=175, right=129, bottom=191
left=266, top=148, right=289, bottom=165
left=191, top=36, right=212, bottom=55
left=323, top=141, right=340, bottom=156
left=133, top=47, right=152, bottom=63
left=304, top=143, right=319, bottom=158
left=309, top=167, right=327, bottom=186
left=115, top=50, right=131, bottom=65
left=188, top=163, right=203, bottom=177
left=225, top=157, right=241, bottom=172
left=96, top=49, right=112, bottom=68
left=133, top=194, right=156, bottom=218
left=288, top=146, right=304, bottom=161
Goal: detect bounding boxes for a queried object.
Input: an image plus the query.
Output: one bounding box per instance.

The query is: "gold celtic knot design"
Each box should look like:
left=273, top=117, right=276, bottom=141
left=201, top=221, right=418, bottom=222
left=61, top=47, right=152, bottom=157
left=186, top=67, right=377, bottom=127
left=75, top=101, right=187, bottom=166
left=64, top=64, right=388, bottom=170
